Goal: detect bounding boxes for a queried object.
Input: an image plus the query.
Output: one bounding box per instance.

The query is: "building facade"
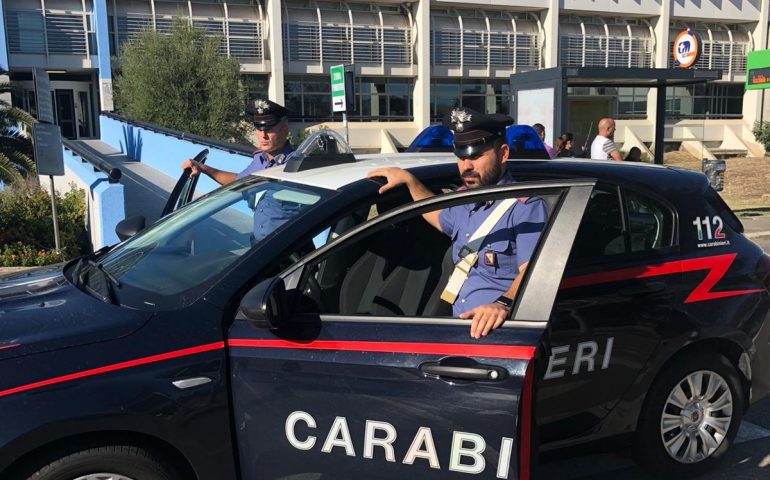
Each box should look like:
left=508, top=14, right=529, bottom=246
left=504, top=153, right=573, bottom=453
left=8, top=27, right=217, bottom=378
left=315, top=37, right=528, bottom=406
left=1, top=0, right=768, bottom=155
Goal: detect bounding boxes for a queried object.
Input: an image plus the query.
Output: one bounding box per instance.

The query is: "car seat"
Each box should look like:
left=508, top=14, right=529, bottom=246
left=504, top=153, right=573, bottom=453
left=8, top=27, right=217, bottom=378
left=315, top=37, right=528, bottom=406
left=338, top=217, right=450, bottom=316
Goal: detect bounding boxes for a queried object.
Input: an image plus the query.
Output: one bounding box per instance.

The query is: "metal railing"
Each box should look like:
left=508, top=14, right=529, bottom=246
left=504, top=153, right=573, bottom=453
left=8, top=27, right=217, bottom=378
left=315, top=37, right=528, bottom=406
left=62, top=138, right=122, bottom=183
left=4, top=8, right=94, bottom=56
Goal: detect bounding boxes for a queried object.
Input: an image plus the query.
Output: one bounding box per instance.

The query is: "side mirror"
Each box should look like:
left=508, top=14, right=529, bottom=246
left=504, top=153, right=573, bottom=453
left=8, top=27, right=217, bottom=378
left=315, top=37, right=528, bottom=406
left=237, top=277, right=287, bottom=328
left=115, top=215, right=146, bottom=241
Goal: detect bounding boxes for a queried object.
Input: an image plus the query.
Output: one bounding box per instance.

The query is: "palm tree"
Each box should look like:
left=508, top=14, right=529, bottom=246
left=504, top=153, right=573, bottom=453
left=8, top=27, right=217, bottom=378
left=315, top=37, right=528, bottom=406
left=0, top=69, right=35, bottom=184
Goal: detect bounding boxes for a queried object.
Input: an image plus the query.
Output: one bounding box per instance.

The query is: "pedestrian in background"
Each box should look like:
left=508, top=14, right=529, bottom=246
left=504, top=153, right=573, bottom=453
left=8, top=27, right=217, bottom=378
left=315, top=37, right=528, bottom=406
left=590, top=117, right=622, bottom=161
left=624, top=147, right=642, bottom=162
left=555, top=133, right=576, bottom=158
left=532, top=123, right=556, bottom=159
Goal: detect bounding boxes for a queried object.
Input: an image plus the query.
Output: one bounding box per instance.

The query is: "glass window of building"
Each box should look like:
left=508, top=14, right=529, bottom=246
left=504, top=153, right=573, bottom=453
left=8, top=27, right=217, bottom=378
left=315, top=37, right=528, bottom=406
left=242, top=75, right=269, bottom=106
left=665, top=84, right=744, bottom=119
left=616, top=88, right=649, bottom=119
left=430, top=79, right=510, bottom=122
left=5, top=0, right=92, bottom=56
left=285, top=75, right=413, bottom=122
left=566, top=86, right=648, bottom=120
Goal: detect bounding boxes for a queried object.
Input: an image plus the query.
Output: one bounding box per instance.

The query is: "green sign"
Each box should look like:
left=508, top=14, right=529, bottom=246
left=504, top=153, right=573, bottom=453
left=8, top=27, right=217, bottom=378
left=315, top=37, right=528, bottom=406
left=746, top=50, right=770, bottom=90
left=330, top=64, right=346, bottom=112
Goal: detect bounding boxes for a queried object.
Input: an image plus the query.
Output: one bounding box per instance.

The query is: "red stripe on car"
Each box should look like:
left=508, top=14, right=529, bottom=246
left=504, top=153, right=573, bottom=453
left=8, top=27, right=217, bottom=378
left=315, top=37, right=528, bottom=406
left=228, top=339, right=536, bottom=360
left=561, top=253, right=764, bottom=303
left=0, top=341, right=225, bottom=398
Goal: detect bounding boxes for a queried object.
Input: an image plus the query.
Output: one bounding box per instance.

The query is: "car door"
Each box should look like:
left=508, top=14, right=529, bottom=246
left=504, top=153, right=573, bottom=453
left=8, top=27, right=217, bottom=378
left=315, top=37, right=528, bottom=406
left=227, top=180, right=594, bottom=480
left=537, top=183, right=683, bottom=447
left=161, top=149, right=210, bottom=217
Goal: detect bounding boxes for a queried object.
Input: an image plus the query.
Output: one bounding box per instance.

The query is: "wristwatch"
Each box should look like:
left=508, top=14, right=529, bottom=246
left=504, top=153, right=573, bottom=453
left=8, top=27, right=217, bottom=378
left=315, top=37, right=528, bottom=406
left=494, top=295, right=514, bottom=309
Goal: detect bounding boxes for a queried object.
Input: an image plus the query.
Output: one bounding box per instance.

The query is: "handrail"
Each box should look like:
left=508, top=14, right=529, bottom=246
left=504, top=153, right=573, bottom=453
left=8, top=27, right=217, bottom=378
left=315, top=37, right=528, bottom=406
left=100, top=111, right=255, bottom=156
left=62, top=138, right=122, bottom=184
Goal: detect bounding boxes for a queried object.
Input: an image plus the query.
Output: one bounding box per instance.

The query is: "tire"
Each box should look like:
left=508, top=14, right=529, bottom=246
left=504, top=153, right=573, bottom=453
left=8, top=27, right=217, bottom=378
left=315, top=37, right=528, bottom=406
left=20, top=445, right=183, bottom=480
left=634, top=351, right=745, bottom=478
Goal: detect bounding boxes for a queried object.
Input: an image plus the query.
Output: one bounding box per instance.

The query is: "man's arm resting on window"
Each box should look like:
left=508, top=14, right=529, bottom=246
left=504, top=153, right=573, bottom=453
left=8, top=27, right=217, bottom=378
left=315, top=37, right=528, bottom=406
left=367, top=167, right=442, bottom=232
left=460, top=262, right=529, bottom=339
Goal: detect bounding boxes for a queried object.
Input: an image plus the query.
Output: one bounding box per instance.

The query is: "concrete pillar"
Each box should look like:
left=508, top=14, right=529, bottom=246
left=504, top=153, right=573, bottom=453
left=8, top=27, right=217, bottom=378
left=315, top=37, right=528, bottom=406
left=412, top=0, right=430, bottom=130
left=542, top=0, right=559, bottom=68
left=266, top=0, right=285, bottom=104
left=646, top=0, right=671, bottom=123
left=0, top=0, right=11, bottom=105
left=742, top=1, right=770, bottom=128
left=93, top=0, right=113, bottom=111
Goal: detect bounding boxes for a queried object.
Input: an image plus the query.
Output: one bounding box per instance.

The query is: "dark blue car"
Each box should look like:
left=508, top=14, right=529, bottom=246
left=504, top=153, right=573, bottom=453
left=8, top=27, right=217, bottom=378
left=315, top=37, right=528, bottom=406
left=0, top=134, right=768, bottom=480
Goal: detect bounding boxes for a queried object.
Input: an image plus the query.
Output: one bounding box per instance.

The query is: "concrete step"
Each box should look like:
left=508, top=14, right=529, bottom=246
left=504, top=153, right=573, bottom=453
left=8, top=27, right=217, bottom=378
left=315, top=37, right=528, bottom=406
left=710, top=148, right=748, bottom=159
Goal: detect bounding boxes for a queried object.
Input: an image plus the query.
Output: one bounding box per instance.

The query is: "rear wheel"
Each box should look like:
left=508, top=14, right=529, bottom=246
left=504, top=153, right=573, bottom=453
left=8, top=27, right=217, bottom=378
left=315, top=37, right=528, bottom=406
left=634, top=352, right=744, bottom=477
left=21, top=445, right=182, bottom=480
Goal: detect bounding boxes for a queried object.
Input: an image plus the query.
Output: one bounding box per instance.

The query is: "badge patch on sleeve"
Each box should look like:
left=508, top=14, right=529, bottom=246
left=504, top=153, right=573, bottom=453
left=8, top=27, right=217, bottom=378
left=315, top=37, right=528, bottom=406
left=484, top=250, right=496, bottom=267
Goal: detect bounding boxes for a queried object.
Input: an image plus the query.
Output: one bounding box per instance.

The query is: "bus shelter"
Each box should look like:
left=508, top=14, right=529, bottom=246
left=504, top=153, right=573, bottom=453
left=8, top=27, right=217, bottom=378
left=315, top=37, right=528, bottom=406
left=510, top=67, right=722, bottom=164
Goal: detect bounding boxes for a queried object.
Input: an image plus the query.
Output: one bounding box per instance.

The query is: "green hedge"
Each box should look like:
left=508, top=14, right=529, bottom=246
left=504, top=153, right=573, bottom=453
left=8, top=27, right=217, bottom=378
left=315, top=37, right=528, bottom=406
left=0, top=183, right=89, bottom=266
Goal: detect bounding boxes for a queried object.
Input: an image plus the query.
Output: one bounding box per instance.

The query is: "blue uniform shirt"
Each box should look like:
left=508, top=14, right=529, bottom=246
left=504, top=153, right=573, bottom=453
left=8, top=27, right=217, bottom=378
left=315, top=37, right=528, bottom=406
left=236, top=143, right=296, bottom=240
left=236, top=143, right=295, bottom=179
left=438, top=172, right=548, bottom=316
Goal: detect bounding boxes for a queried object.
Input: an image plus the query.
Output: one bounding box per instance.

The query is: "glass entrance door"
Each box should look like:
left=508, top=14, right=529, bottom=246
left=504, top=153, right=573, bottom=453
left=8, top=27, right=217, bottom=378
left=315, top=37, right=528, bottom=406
left=54, top=89, right=76, bottom=139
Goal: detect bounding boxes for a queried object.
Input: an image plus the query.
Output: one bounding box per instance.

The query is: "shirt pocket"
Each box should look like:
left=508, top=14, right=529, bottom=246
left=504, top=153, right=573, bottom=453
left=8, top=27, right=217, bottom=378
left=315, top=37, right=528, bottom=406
left=481, top=238, right=516, bottom=274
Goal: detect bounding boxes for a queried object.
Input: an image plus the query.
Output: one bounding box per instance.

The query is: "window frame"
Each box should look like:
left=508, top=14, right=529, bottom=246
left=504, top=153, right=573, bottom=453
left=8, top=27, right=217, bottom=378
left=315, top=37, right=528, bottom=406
left=273, top=179, right=596, bottom=327
left=567, top=182, right=680, bottom=268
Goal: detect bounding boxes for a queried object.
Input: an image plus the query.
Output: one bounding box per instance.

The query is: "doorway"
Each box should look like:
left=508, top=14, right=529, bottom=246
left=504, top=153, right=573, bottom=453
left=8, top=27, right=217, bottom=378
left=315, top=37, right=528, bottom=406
left=568, top=98, right=611, bottom=154
left=54, top=89, right=76, bottom=139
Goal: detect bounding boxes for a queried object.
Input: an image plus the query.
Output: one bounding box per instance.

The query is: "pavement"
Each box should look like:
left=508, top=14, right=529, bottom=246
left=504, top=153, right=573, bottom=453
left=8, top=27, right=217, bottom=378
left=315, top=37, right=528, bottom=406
left=742, top=214, right=770, bottom=251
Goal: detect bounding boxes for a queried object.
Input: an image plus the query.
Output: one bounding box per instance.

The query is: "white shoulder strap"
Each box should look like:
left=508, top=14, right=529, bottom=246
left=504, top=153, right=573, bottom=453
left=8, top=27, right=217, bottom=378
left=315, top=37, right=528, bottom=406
left=440, top=198, right=518, bottom=305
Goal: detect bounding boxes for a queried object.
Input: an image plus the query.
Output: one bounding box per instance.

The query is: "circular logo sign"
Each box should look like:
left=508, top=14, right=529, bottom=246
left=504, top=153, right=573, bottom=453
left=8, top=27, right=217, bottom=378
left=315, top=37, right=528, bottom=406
left=672, top=29, right=701, bottom=68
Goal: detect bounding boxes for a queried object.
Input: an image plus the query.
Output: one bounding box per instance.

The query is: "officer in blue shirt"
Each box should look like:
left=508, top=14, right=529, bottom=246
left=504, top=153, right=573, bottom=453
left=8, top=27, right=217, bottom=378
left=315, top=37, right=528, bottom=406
left=368, top=108, right=548, bottom=339
left=181, top=99, right=295, bottom=184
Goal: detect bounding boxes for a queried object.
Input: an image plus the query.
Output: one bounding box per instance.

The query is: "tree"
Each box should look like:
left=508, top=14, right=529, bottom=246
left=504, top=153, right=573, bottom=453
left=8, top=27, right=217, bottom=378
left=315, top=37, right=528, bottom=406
left=113, top=19, right=247, bottom=142
left=0, top=69, right=35, bottom=185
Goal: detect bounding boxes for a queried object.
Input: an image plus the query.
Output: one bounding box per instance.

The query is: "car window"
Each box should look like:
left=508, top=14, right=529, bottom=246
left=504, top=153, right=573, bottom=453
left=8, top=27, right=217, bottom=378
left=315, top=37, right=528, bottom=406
left=568, top=185, right=676, bottom=266
left=93, top=178, right=333, bottom=310
left=568, top=185, right=625, bottom=263
left=625, top=189, right=675, bottom=252
left=293, top=190, right=561, bottom=318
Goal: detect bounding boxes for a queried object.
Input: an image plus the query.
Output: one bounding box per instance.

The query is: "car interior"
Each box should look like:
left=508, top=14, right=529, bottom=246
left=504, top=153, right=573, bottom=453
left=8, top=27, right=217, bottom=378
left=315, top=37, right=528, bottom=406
left=294, top=188, right=565, bottom=319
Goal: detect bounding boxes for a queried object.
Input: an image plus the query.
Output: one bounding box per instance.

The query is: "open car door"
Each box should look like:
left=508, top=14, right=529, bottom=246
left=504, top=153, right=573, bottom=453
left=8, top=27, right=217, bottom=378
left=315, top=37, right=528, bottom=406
left=227, top=179, right=595, bottom=480
left=161, top=148, right=209, bottom=217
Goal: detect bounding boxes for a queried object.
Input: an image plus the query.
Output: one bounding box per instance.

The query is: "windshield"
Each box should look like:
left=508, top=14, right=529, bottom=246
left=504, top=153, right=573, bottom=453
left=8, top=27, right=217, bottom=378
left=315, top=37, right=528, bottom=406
left=73, top=177, right=332, bottom=310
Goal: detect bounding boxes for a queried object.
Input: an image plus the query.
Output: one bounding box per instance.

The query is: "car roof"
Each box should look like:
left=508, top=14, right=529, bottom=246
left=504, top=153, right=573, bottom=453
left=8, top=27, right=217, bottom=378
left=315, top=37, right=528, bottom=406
left=252, top=152, right=456, bottom=189
left=252, top=152, right=706, bottom=196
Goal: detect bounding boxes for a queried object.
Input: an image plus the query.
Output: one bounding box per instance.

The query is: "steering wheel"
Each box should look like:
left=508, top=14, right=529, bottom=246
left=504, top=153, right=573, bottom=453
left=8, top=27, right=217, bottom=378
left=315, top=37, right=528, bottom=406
left=288, top=252, right=323, bottom=310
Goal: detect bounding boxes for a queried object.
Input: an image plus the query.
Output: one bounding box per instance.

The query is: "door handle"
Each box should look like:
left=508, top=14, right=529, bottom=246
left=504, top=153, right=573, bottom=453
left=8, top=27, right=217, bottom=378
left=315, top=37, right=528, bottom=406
left=420, top=363, right=506, bottom=381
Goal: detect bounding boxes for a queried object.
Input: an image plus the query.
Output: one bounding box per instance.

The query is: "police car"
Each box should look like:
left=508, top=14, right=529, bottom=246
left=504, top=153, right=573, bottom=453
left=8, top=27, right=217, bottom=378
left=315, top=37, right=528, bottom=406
left=0, top=130, right=768, bottom=480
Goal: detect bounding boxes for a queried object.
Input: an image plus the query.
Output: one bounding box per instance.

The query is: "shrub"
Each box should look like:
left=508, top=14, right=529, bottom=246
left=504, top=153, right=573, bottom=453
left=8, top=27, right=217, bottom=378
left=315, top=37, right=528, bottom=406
left=0, top=182, right=88, bottom=266
left=752, top=121, right=770, bottom=154
left=0, top=242, right=66, bottom=267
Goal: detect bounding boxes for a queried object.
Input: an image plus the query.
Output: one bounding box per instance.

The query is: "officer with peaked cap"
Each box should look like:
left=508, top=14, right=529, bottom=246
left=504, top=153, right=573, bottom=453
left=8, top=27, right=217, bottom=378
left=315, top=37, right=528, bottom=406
left=180, top=98, right=294, bottom=185
left=367, top=107, right=547, bottom=339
